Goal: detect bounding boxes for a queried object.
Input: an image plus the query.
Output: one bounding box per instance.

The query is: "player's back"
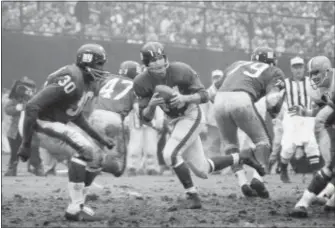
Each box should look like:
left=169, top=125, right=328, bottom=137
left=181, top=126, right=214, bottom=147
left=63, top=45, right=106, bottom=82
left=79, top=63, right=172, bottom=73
left=94, top=74, right=135, bottom=115
left=38, top=64, right=95, bottom=123
left=218, top=60, right=284, bottom=102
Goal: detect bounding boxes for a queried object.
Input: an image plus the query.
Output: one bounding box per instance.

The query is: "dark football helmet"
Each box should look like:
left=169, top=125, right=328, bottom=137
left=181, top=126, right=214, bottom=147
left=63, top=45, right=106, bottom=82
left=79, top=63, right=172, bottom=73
left=251, top=47, right=277, bottom=66
left=76, top=43, right=109, bottom=80
left=119, top=60, right=141, bottom=79
left=140, top=41, right=169, bottom=77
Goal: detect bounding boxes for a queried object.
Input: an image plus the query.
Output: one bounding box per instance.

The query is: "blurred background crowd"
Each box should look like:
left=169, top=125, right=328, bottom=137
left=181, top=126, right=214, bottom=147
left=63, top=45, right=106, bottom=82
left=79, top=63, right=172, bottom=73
left=2, top=1, right=334, bottom=57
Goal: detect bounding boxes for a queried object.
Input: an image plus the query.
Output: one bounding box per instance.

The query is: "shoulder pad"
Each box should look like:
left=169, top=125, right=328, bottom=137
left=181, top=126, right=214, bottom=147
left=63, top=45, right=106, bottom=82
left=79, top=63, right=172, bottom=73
left=170, top=61, right=197, bottom=76
left=46, top=64, right=82, bottom=86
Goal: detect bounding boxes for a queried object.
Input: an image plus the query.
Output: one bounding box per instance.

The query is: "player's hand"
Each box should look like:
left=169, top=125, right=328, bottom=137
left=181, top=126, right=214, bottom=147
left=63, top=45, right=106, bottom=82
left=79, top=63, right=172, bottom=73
left=101, top=137, right=115, bottom=150
left=169, top=92, right=187, bottom=108
left=288, top=105, right=306, bottom=116
left=148, top=92, right=165, bottom=108
left=17, top=144, right=31, bottom=162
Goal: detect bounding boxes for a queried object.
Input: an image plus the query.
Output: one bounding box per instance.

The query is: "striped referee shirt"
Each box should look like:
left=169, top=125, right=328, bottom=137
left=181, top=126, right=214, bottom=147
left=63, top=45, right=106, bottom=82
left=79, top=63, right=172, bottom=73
left=284, top=76, right=312, bottom=111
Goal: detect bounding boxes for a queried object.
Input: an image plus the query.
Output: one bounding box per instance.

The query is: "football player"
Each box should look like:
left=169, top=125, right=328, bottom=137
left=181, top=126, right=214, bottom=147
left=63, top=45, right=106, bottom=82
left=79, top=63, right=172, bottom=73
left=133, top=41, right=264, bottom=209
left=290, top=55, right=335, bottom=217
left=88, top=60, right=140, bottom=177
left=17, top=43, right=121, bottom=221
left=213, top=47, right=286, bottom=198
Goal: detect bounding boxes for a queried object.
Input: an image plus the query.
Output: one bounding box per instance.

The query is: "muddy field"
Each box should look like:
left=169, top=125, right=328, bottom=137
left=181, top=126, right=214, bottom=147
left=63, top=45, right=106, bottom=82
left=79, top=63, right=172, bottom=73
left=1, top=154, right=334, bottom=228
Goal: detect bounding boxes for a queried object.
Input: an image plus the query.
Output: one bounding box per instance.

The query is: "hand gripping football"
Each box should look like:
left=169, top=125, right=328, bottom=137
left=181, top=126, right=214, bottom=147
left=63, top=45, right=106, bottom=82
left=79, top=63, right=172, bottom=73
left=154, top=85, right=175, bottom=101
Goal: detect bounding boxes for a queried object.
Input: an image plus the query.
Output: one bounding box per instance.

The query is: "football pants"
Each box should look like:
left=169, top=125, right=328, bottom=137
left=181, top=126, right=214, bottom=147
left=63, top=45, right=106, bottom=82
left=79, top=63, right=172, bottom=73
left=214, top=91, right=272, bottom=170
left=163, top=104, right=210, bottom=179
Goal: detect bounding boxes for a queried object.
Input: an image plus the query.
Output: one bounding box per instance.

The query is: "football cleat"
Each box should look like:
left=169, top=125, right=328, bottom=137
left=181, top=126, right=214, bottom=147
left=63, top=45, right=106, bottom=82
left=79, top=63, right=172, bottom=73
left=241, top=184, right=258, bottom=197
left=65, top=205, right=105, bottom=222
left=289, top=206, right=308, bottom=218
left=250, top=178, right=270, bottom=198
left=184, top=192, right=202, bottom=209
left=239, top=149, right=266, bottom=176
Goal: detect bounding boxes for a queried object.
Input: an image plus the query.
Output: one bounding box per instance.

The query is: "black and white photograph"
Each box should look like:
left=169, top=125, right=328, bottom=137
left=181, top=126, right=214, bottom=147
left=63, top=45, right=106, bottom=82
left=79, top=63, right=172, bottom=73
left=1, top=0, right=334, bottom=227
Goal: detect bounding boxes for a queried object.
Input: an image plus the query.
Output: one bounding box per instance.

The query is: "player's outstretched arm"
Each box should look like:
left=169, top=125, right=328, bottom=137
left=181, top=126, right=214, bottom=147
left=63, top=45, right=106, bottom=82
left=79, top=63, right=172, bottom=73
left=72, top=114, right=114, bottom=149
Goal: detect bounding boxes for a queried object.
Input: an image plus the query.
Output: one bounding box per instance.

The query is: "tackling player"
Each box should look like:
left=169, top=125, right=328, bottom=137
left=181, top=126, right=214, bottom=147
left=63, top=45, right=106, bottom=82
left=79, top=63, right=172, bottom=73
left=213, top=47, right=286, bottom=198
left=133, top=41, right=264, bottom=209
left=17, top=43, right=121, bottom=221
left=290, top=55, right=335, bottom=217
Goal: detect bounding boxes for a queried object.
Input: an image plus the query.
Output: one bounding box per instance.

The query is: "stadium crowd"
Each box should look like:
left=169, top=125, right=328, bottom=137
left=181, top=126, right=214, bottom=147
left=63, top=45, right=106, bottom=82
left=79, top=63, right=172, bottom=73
left=2, top=1, right=334, bottom=56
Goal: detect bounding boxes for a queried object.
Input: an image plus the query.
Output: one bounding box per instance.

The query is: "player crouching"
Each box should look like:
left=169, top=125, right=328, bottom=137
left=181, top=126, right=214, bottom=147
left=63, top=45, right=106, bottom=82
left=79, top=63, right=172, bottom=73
left=17, top=44, right=122, bottom=221
left=133, top=42, right=264, bottom=209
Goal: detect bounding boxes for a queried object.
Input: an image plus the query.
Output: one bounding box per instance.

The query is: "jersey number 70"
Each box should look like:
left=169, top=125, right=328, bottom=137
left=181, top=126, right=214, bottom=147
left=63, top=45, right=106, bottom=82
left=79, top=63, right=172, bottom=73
left=99, top=78, right=133, bottom=100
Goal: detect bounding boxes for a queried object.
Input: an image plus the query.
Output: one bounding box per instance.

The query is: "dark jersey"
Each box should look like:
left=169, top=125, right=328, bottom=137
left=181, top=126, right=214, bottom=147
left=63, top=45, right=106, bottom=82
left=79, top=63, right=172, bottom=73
left=93, top=74, right=135, bottom=115
left=217, top=61, right=285, bottom=102
left=32, top=64, right=97, bottom=123
left=133, top=62, right=208, bottom=118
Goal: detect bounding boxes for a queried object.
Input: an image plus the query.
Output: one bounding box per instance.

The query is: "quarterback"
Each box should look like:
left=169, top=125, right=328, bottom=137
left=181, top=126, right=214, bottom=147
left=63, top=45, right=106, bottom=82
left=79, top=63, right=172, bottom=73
left=290, top=56, right=335, bottom=217
left=17, top=44, right=121, bottom=221
left=133, top=41, right=264, bottom=209
left=213, top=47, right=286, bottom=198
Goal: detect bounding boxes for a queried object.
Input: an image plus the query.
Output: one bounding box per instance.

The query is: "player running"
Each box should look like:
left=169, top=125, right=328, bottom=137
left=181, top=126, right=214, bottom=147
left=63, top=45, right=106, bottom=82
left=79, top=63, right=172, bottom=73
left=17, top=43, right=122, bottom=221
left=133, top=41, right=264, bottom=209
left=213, top=47, right=287, bottom=198
left=290, top=55, right=335, bottom=217
left=87, top=60, right=140, bottom=177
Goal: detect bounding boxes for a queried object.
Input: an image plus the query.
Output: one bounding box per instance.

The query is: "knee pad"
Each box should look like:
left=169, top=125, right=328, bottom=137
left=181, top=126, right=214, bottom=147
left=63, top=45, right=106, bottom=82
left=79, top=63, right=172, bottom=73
left=68, top=157, right=87, bottom=183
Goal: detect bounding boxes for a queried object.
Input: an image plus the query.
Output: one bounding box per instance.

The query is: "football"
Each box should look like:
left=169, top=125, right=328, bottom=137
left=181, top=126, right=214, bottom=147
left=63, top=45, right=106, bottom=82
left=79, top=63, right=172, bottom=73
left=154, top=85, right=175, bottom=101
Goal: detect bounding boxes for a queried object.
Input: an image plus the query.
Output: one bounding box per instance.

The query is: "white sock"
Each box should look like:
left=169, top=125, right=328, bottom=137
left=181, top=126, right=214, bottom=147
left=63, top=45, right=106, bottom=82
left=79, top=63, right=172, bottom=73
left=207, top=159, right=215, bottom=173
left=295, top=189, right=316, bottom=208
left=66, top=182, right=85, bottom=214
left=185, top=186, right=197, bottom=194
left=235, top=170, right=248, bottom=187
left=325, top=193, right=335, bottom=207
left=317, top=182, right=335, bottom=199
left=252, top=169, right=264, bottom=182
left=231, top=153, right=239, bottom=165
